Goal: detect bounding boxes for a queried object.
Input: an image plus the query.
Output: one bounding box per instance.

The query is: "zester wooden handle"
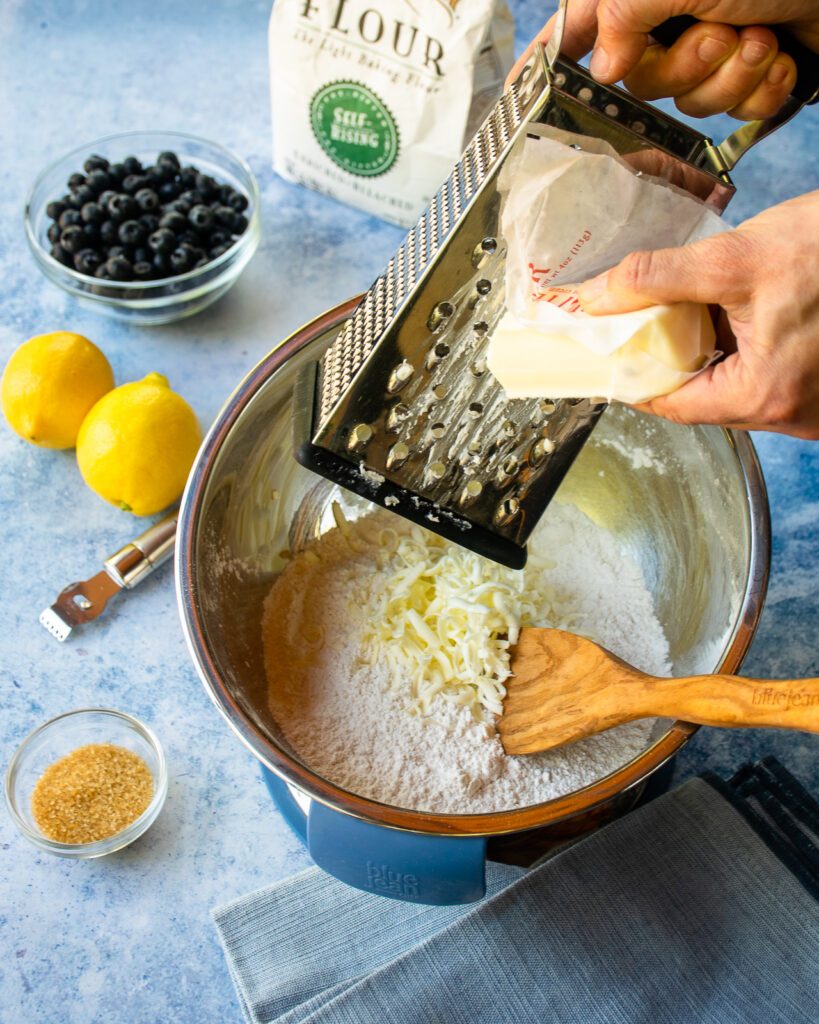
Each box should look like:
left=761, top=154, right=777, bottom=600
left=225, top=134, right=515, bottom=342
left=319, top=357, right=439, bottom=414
left=638, top=674, right=819, bottom=733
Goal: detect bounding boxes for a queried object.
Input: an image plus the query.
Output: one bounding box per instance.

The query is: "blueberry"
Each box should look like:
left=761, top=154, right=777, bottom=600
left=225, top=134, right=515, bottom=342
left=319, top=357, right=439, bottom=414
left=133, top=246, right=151, bottom=264
left=108, top=162, right=126, bottom=181
left=122, top=156, right=143, bottom=176
left=74, top=249, right=103, bottom=275
left=60, top=225, right=85, bottom=254
left=194, top=173, right=217, bottom=199
left=234, top=214, right=248, bottom=234
left=158, top=181, right=181, bottom=202
left=50, top=244, right=74, bottom=267
left=82, top=222, right=101, bottom=243
left=139, top=214, right=160, bottom=234
left=135, top=188, right=159, bottom=212
left=86, top=169, right=112, bottom=194
left=94, top=263, right=110, bottom=279
left=107, top=245, right=131, bottom=260
left=100, top=220, right=118, bottom=244
left=146, top=163, right=174, bottom=184
left=209, top=244, right=231, bottom=259
left=122, top=174, right=148, bottom=195
left=169, top=246, right=192, bottom=273
left=83, top=154, right=109, bottom=173
left=81, top=201, right=105, bottom=224
left=118, top=219, right=146, bottom=246
left=188, top=205, right=213, bottom=230
left=178, top=166, right=198, bottom=188
left=46, top=199, right=67, bottom=221
left=179, top=189, right=205, bottom=207
left=208, top=230, right=230, bottom=248
left=227, top=191, right=249, bottom=213
left=47, top=222, right=62, bottom=245
left=152, top=252, right=171, bottom=277
left=166, top=198, right=190, bottom=216
left=58, top=208, right=82, bottom=230
left=97, top=189, right=117, bottom=209
left=68, top=171, right=86, bottom=190
left=177, top=229, right=204, bottom=248
left=213, top=205, right=237, bottom=230
left=106, top=255, right=133, bottom=281
left=193, top=256, right=209, bottom=269
left=148, top=227, right=175, bottom=254
left=107, top=193, right=138, bottom=222
left=159, top=210, right=187, bottom=234
left=133, top=261, right=154, bottom=280
left=157, top=150, right=181, bottom=171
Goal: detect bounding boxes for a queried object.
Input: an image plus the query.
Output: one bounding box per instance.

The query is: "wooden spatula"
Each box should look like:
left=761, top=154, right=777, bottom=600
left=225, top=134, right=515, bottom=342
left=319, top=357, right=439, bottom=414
left=498, top=628, right=819, bottom=755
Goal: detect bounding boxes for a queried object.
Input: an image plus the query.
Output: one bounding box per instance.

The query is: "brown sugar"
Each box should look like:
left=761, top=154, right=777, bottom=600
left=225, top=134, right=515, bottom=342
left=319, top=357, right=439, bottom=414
left=31, top=743, right=153, bottom=844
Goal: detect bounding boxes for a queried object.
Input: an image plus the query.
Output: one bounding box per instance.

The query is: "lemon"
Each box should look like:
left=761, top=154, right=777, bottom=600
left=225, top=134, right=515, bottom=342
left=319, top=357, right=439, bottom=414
left=1, top=331, right=115, bottom=448
left=76, top=372, right=202, bottom=515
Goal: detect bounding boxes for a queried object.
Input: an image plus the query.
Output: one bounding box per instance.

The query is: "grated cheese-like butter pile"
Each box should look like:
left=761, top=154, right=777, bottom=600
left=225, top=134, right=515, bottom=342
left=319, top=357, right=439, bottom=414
left=340, top=505, right=576, bottom=720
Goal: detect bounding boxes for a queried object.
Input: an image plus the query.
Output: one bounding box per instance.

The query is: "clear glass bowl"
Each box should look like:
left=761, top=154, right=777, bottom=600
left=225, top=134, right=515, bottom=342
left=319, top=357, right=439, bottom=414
left=24, top=130, right=261, bottom=326
left=5, top=708, right=168, bottom=858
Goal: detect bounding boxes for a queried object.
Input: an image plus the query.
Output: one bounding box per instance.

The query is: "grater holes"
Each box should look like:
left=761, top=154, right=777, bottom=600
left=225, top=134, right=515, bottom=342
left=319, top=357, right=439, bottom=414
left=386, top=403, right=410, bottom=431
left=458, top=479, right=483, bottom=507
left=429, top=422, right=446, bottom=439
left=470, top=358, right=487, bottom=377
left=496, top=457, right=519, bottom=485
left=425, top=461, right=447, bottom=484
left=471, top=237, right=498, bottom=268
left=473, top=321, right=489, bottom=337
left=432, top=383, right=449, bottom=400
left=347, top=423, right=373, bottom=452
left=476, top=279, right=492, bottom=296
left=387, top=442, right=410, bottom=469
left=425, top=341, right=451, bottom=371
left=530, top=437, right=555, bottom=466
left=427, top=301, right=454, bottom=333
left=605, top=103, right=619, bottom=118
left=494, top=496, right=520, bottom=526
left=578, top=86, right=594, bottom=103
left=467, top=402, right=483, bottom=418
left=387, top=361, right=414, bottom=393
left=501, top=419, right=516, bottom=439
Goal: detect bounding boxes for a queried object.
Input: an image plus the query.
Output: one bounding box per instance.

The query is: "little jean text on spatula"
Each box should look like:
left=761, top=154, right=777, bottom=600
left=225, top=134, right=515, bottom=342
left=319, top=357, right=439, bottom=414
left=498, top=629, right=819, bottom=756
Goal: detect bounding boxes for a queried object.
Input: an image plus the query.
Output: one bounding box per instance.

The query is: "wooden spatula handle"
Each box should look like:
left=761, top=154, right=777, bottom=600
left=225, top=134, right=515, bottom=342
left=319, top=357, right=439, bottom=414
left=638, top=674, right=819, bottom=733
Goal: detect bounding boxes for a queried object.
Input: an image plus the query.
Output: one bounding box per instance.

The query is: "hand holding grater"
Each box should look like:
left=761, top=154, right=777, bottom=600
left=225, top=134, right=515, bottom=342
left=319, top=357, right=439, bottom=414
left=295, top=3, right=819, bottom=570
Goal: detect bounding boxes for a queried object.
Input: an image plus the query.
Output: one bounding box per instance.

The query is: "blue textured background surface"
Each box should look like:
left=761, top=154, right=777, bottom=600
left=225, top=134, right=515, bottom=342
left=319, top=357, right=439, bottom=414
left=1, top=1, right=817, bottom=1021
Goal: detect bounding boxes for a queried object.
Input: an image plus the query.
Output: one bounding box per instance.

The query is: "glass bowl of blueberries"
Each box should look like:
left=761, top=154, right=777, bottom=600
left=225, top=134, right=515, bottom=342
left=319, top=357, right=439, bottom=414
left=24, top=130, right=261, bottom=325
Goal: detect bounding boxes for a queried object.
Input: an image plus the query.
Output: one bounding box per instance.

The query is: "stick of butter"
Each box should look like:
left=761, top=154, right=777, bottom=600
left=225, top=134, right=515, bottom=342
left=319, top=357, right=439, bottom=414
left=487, top=296, right=717, bottom=404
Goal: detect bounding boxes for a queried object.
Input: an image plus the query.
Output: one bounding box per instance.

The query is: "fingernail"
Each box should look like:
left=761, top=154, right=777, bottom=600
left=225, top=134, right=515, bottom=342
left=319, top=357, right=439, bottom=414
left=767, top=60, right=789, bottom=85
left=590, top=47, right=610, bottom=79
left=697, top=35, right=730, bottom=63
left=578, top=272, right=609, bottom=309
left=740, top=40, right=770, bottom=66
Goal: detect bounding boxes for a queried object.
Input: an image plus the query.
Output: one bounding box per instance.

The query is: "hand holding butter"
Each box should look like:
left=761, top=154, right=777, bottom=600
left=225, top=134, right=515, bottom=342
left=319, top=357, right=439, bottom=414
left=494, top=128, right=724, bottom=405
left=487, top=291, right=717, bottom=405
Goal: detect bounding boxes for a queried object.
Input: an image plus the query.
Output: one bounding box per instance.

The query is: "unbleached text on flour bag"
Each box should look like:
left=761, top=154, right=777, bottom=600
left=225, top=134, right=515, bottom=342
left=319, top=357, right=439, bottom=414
left=269, top=0, right=514, bottom=227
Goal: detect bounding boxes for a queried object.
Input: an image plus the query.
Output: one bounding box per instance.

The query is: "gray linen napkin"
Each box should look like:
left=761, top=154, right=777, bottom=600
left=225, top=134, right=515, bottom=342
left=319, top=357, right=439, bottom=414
left=214, top=767, right=819, bottom=1024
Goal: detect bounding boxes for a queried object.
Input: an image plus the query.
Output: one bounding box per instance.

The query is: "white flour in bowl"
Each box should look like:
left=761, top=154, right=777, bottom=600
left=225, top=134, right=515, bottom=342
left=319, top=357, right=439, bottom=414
left=262, top=502, right=671, bottom=814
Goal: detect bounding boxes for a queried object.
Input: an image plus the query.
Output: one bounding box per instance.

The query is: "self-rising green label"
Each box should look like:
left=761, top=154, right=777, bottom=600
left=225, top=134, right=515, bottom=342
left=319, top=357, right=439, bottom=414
left=310, top=81, right=399, bottom=177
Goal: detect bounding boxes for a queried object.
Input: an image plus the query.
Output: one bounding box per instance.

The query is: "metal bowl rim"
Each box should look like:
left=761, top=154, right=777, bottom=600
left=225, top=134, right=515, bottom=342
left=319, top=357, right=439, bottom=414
left=175, top=297, right=771, bottom=837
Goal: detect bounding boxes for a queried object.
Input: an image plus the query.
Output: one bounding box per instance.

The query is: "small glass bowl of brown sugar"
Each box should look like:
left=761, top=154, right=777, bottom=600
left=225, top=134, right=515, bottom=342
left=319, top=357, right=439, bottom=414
left=4, top=708, right=167, bottom=858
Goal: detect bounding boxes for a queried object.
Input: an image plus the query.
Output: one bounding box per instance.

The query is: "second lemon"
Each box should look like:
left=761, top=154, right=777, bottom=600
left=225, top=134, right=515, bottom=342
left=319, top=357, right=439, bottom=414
left=77, top=372, right=202, bottom=515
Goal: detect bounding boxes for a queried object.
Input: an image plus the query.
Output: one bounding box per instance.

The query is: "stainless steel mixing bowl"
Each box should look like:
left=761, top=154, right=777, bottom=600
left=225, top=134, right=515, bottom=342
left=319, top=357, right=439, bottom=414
left=176, top=297, right=769, bottom=899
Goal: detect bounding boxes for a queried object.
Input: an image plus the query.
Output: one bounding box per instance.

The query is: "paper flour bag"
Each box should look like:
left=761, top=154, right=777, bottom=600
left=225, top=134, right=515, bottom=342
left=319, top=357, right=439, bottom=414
left=488, top=129, right=726, bottom=404
left=269, top=0, right=514, bottom=227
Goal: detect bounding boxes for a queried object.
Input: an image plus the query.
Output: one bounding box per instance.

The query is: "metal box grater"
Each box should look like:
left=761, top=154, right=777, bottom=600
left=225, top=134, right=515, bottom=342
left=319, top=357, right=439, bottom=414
left=294, top=17, right=813, bottom=569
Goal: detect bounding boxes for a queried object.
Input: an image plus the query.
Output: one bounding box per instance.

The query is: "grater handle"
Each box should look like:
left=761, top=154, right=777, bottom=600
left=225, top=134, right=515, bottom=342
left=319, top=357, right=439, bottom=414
left=649, top=15, right=819, bottom=173
left=650, top=16, right=819, bottom=106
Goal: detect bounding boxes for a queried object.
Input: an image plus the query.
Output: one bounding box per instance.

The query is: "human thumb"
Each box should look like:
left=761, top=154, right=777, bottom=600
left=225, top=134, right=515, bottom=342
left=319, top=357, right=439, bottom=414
left=577, top=232, right=746, bottom=315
